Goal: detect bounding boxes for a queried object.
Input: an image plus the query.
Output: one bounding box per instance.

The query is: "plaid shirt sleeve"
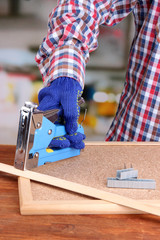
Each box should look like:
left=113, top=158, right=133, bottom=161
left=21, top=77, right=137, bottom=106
left=35, top=0, right=137, bottom=88
left=106, top=0, right=160, bottom=141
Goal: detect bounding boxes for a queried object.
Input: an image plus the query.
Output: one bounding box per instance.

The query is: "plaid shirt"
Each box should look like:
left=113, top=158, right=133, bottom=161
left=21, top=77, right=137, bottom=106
left=36, top=0, right=160, bottom=141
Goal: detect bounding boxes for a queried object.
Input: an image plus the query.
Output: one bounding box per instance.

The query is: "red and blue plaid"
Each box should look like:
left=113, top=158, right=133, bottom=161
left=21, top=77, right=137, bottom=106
left=36, top=0, right=160, bottom=141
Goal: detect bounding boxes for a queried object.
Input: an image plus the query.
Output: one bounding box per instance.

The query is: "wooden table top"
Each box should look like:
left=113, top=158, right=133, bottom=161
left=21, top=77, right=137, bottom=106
left=0, top=145, right=160, bottom=240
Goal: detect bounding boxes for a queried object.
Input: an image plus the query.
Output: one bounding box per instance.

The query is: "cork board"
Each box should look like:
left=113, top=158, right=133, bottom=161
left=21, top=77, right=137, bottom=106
left=18, top=142, right=160, bottom=215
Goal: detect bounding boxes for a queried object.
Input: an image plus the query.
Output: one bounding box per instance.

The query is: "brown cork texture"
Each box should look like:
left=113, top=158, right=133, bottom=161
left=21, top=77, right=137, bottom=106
left=31, top=143, right=160, bottom=201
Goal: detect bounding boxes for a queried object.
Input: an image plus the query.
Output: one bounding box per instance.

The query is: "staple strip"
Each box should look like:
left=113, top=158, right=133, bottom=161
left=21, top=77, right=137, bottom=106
left=116, top=168, right=133, bottom=178
left=107, top=178, right=156, bottom=189
left=116, top=169, right=138, bottom=180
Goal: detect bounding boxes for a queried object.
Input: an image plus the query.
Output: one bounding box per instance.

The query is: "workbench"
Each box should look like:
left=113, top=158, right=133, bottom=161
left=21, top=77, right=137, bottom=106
left=0, top=145, right=160, bottom=240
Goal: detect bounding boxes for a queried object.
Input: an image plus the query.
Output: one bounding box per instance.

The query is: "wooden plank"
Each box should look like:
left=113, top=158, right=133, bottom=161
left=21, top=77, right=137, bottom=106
left=0, top=163, right=160, bottom=216
left=18, top=177, right=160, bottom=215
left=18, top=177, right=33, bottom=214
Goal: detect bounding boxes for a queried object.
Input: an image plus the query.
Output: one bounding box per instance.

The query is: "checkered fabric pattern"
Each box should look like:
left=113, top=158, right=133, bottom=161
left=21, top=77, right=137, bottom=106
left=36, top=0, right=160, bottom=141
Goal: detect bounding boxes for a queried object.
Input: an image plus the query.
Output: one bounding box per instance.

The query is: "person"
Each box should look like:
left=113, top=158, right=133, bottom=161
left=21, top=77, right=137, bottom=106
left=36, top=0, right=160, bottom=147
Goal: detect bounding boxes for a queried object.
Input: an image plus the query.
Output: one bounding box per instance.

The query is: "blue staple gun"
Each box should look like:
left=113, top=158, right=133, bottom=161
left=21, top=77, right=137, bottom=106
left=14, top=100, right=84, bottom=170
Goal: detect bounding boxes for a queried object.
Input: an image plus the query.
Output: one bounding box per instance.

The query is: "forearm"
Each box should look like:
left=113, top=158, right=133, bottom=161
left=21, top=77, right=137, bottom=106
left=35, top=0, right=137, bottom=88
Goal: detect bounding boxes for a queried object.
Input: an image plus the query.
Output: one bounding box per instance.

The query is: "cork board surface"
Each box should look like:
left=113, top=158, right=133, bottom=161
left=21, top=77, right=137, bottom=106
left=31, top=143, right=160, bottom=201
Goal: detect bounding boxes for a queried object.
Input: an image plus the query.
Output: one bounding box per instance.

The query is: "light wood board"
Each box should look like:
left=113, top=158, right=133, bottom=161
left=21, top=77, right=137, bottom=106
left=2, top=162, right=160, bottom=215
left=17, top=142, right=160, bottom=215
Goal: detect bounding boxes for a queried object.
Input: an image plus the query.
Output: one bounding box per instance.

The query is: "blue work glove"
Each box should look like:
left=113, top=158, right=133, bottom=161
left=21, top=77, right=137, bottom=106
left=38, top=77, right=85, bottom=149
left=49, top=132, right=86, bottom=149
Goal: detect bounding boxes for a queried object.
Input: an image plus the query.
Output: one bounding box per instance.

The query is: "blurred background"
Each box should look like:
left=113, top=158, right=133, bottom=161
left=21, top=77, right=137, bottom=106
left=0, top=0, right=134, bottom=144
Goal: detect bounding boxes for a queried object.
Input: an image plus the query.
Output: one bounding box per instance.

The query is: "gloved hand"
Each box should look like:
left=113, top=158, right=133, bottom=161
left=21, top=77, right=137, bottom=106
left=49, top=132, right=86, bottom=149
left=38, top=77, right=85, bottom=149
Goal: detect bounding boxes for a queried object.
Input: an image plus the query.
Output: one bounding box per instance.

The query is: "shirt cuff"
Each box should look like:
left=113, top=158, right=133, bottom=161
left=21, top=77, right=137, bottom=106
left=35, top=45, right=86, bottom=89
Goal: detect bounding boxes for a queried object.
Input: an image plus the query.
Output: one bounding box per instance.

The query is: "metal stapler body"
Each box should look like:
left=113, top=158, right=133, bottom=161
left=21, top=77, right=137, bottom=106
left=14, top=101, right=84, bottom=170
